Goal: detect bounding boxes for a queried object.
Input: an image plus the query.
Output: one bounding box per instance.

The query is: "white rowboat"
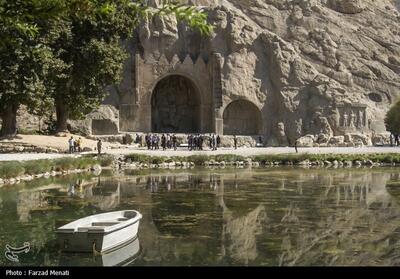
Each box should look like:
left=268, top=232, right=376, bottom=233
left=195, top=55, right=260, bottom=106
left=56, top=210, right=142, bottom=253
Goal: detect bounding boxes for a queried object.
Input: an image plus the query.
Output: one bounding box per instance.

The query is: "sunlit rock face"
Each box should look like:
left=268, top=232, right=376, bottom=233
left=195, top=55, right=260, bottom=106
left=78, top=0, right=400, bottom=145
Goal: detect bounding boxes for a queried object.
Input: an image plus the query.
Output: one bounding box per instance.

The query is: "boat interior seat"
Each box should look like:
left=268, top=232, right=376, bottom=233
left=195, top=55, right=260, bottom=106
left=117, top=217, right=128, bottom=221
left=91, top=222, right=120, bottom=226
left=124, top=211, right=137, bottom=219
left=57, top=228, right=75, bottom=233
left=77, top=226, right=106, bottom=232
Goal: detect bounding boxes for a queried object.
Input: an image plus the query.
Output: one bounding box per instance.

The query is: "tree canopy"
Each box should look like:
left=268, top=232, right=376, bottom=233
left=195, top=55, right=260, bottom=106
left=385, top=100, right=400, bottom=135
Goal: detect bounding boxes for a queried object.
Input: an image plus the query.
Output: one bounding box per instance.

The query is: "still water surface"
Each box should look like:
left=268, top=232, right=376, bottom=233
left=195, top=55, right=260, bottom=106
left=1, top=167, right=400, bottom=266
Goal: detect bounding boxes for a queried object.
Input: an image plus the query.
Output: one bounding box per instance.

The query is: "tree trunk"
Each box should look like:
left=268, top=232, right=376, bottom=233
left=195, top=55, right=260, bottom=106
left=0, top=104, right=18, bottom=137
left=55, top=96, right=69, bottom=133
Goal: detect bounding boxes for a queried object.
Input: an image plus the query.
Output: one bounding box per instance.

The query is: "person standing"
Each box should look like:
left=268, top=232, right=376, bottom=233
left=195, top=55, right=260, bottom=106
left=199, top=135, right=203, bottom=150
left=77, top=137, right=82, bottom=153
left=172, top=134, right=177, bottom=151
left=145, top=134, right=151, bottom=150
left=188, top=134, right=193, bottom=151
left=166, top=134, right=171, bottom=149
left=233, top=135, right=237, bottom=150
left=152, top=134, right=156, bottom=150
left=295, top=139, right=298, bottom=153
left=161, top=134, right=166, bottom=151
left=390, top=133, right=394, bottom=147
left=193, top=135, right=198, bottom=151
left=97, top=139, right=102, bottom=155
left=212, top=134, right=217, bottom=151
left=68, top=137, right=75, bottom=154
left=216, top=135, right=221, bottom=148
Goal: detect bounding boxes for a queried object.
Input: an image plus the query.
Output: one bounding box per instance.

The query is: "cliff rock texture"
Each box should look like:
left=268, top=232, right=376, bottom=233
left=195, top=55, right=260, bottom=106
left=125, top=0, right=399, bottom=145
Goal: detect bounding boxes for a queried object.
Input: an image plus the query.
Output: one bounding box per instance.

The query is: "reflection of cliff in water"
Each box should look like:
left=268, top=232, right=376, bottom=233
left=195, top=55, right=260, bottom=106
left=276, top=170, right=400, bottom=266
left=216, top=175, right=267, bottom=264
left=122, top=171, right=269, bottom=265
left=12, top=168, right=400, bottom=266
left=122, top=169, right=400, bottom=266
left=17, top=185, right=63, bottom=222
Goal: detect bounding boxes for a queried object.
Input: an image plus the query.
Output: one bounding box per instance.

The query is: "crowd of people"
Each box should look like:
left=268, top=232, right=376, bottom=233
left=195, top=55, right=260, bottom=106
left=68, top=136, right=82, bottom=153
left=135, top=133, right=229, bottom=151
left=67, top=133, right=263, bottom=154
left=390, top=133, right=400, bottom=146
left=68, top=136, right=102, bottom=155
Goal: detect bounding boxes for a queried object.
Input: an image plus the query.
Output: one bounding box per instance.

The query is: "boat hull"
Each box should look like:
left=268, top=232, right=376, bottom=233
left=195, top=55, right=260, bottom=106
left=59, top=236, right=140, bottom=266
left=56, top=210, right=142, bottom=253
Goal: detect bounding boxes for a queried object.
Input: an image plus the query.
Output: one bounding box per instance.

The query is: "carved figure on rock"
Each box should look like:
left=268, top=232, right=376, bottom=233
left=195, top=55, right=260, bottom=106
left=333, top=110, right=340, bottom=128
left=349, top=111, right=356, bottom=128
left=295, top=118, right=303, bottom=138
left=319, top=117, right=333, bottom=137
left=276, top=122, right=289, bottom=146
left=357, top=110, right=364, bottom=127
left=342, top=112, right=348, bottom=127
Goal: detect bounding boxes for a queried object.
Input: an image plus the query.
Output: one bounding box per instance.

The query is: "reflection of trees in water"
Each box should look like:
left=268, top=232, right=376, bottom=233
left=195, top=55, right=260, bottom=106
left=17, top=185, right=63, bottom=222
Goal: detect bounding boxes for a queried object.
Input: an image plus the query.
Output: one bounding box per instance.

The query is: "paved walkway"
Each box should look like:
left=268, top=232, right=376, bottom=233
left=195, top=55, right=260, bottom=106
left=1, top=146, right=399, bottom=161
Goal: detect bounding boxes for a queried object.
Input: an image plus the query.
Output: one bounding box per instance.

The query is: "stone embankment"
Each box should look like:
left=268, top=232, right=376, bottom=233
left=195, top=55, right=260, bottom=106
left=0, top=166, right=102, bottom=187
left=0, top=156, right=113, bottom=186
left=117, top=153, right=400, bottom=170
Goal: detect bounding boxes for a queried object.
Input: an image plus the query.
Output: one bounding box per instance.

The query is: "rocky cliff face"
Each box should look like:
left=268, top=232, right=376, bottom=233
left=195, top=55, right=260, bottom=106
left=135, top=0, right=399, bottom=145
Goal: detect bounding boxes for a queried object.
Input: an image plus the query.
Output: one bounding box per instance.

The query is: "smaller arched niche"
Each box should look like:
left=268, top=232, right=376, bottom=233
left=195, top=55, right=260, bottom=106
left=223, top=100, right=262, bottom=135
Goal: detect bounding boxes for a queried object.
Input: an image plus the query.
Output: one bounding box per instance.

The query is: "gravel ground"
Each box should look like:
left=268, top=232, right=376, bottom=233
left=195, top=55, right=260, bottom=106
left=1, top=146, right=399, bottom=161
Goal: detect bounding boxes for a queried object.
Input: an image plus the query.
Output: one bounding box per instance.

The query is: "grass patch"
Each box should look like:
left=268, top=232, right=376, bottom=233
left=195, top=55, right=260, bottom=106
left=0, top=162, right=25, bottom=178
left=125, top=154, right=152, bottom=163
left=23, top=159, right=52, bottom=175
left=98, top=155, right=114, bottom=167
left=214, top=154, right=245, bottom=162
left=123, top=152, right=400, bottom=167
left=186, top=155, right=210, bottom=166
left=53, top=158, right=76, bottom=171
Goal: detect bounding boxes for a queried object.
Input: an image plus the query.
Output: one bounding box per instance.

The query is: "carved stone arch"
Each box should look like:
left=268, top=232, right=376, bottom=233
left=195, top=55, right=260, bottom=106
left=147, top=71, right=205, bottom=106
left=222, top=99, right=262, bottom=135
left=150, top=74, right=203, bottom=133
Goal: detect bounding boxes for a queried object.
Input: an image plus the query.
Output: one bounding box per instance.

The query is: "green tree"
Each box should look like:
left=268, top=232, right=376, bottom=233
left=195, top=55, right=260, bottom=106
left=385, top=100, right=400, bottom=135
left=0, top=0, right=66, bottom=136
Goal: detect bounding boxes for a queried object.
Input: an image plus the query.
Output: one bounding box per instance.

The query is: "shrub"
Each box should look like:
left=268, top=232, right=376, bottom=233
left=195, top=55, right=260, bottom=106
left=98, top=155, right=114, bottom=167
left=53, top=158, right=76, bottom=171
left=150, top=156, right=165, bottom=164
left=186, top=155, right=210, bottom=166
left=214, top=154, right=245, bottom=162
left=23, top=160, right=52, bottom=175
left=76, top=157, right=97, bottom=169
left=125, top=154, right=152, bottom=163
left=0, top=162, right=25, bottom=178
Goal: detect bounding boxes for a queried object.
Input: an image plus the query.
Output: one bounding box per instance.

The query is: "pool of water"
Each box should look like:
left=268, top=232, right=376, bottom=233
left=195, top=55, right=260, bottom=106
left=1, top=167, right=400, bottom=266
